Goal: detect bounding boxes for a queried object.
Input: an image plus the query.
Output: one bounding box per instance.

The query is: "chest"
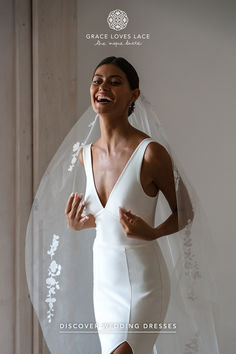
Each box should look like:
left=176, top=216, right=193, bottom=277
left=91, top=147, right=158, bottom=207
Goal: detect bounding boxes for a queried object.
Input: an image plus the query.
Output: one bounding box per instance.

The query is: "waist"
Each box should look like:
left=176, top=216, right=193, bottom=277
left=93, top=237, right=157, bottom=250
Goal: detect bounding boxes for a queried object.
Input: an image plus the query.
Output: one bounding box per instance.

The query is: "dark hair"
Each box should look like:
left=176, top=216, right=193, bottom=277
left=92, top=56, right=139, bottom=116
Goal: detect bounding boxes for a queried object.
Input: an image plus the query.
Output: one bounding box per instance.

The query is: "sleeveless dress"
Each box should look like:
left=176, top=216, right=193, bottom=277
left=82, top=137, right=171, bottom=354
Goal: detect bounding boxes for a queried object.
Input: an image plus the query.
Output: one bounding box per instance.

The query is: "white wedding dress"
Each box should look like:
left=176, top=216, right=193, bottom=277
left=82, top=137, right=171, bottom=354
left=25, top=95, right=220, bottom=354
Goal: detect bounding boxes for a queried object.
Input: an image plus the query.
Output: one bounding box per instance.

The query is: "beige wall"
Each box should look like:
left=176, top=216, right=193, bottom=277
left=0, top=1, right=16, bottom=352
left=0, top=0, right=77, bottom=353
left=0, top=0, right=235, bottom=353
left=0, top=0, right=34, bottom=352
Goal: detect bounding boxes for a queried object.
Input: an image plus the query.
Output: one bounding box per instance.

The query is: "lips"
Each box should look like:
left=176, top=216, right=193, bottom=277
left=95, top=94, right=114, bottom=103
left=95, top=99, right=112, bottom=105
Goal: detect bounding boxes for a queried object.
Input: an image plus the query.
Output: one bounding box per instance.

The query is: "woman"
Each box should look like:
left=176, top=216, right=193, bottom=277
left=25, top=56, right=219, bottom=354
left=65, top=56, right=182, bottom=354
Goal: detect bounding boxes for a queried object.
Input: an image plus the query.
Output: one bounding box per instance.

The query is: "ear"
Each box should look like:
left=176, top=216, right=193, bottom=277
left=132, top=88, right=140, bottom=102
left=129, top=88, right=140, bottom=105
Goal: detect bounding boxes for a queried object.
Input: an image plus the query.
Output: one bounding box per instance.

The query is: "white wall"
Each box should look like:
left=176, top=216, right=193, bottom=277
left=76, top=1, right=236, bottom=353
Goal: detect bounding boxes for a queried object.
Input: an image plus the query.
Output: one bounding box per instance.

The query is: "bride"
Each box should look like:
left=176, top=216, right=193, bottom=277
left=25, top=56, right=219, bottom=354
left=65, top=56, right=189, bottom=354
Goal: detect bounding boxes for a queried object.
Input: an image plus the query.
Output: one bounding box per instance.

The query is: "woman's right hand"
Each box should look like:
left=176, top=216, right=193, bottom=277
left=65, top=193, right=96, bottom=231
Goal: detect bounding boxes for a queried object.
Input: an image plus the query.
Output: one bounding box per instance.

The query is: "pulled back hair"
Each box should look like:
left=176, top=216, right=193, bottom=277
left=92, top=56, right=139, bottom=116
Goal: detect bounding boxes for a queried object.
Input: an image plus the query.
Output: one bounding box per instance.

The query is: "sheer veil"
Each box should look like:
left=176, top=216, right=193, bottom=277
left=25, top=92, right=219, bottom=353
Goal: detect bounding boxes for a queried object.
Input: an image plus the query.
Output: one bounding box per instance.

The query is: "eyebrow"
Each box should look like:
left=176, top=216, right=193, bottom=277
left=93, top=74, right=123, bottom=79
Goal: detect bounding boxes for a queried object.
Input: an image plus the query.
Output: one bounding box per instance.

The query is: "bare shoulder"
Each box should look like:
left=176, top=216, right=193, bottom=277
left=78, top=147, right=84, bottom=167
left=144, top=141, right=177, bottom=212
left=144, top=141, right=172, bottom=166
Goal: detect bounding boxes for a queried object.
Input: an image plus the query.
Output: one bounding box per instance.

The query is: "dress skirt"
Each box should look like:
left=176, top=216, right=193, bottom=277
left=92, top=239, right=171, bottom=354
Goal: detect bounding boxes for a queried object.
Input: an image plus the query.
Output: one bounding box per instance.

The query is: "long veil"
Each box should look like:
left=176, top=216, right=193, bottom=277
left=25, top=92, right=219, bottom=353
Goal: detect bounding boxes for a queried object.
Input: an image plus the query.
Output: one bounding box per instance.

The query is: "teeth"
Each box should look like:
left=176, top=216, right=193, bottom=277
left=96, top=96, right=112, bottom=102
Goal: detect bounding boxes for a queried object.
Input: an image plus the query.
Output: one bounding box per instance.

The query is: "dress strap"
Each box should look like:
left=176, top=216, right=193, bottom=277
left=82, top=144, right=93, bottom=182
left=131, top=138, right=156, bottom=183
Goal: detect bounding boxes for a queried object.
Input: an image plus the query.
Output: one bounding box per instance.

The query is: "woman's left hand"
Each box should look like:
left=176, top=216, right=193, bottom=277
left=119, top=207, right=156, bottom=241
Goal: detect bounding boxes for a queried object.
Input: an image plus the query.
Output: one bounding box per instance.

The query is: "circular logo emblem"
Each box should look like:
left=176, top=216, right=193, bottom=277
left=107, top=9, right=129, bottom=31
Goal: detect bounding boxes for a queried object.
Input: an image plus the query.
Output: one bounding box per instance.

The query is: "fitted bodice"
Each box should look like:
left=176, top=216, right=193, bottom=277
left=82, top=138, right=159, bottom=247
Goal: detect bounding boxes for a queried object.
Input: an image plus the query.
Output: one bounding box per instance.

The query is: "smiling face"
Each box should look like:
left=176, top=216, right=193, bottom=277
left=90, top=64, right=140, bottom=118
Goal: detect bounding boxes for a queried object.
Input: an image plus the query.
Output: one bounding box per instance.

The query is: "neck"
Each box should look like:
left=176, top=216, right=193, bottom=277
left=98, top=113, right=133, bottom=152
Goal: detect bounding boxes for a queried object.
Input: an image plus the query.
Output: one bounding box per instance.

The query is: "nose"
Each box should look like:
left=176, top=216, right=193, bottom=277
left=99, top=80, right=110, bottom=91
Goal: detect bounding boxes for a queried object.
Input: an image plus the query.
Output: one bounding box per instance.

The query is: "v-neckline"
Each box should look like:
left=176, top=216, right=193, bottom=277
left=89, top=138, right=151, bottom=210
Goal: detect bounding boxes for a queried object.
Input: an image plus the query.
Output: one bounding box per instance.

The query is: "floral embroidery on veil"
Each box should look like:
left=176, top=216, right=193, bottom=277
left=45, top=234, right=62, bottom=323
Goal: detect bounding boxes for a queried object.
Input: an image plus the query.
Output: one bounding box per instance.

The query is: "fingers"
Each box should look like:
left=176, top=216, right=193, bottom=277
left=119, top=207, right=142, bottom=238
left=119, top=207, right=135, bottom=224
left=80, top=215, right=90, bottom=225
left=119, top=207, right=134, bottom=234
left=70, top=193, right=83, bottom=219
left=65, top=193, right=97, bottom=231
left=65, top=193, right=75, bottom=215
left=119, top=207, right=130, bottom=217
left=65, top=192, right=83, bottom=219
left=120, top=217, right=133, bottom=236
left=120, top=217, right=129, bottom=231
left=119, top=207, right=129, bottom=214
left=75, top=200, right=86, bottom=220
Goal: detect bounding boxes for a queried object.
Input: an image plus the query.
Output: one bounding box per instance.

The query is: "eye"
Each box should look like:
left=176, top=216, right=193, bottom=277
left=111, top=81, right=121, bottom=85
left=91, top=79, right=121, bottom=85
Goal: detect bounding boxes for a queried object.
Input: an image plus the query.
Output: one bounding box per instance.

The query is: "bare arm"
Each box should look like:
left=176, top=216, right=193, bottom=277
left=65, top=148, right=96, bottom=230
left=119, top=142, right=194, bottom=241
left=147, top=143, right=193, bottom=239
